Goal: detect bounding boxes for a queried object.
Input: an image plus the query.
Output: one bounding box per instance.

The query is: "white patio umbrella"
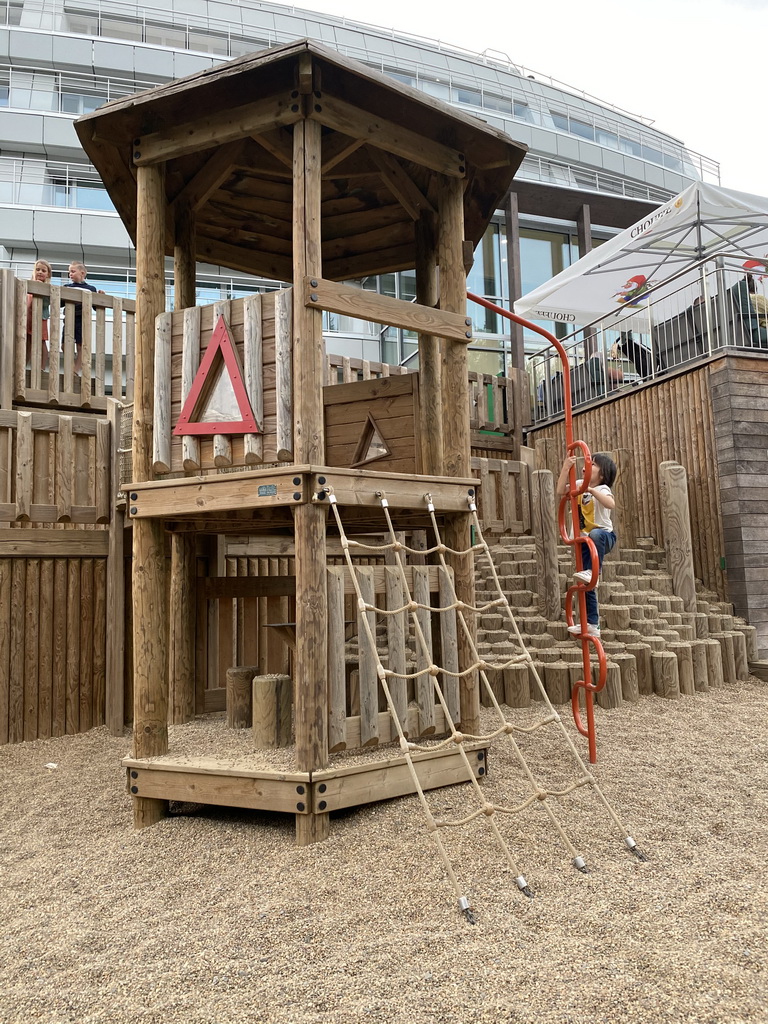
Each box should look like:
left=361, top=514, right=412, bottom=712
left=514, top=181, right=768, bottom=326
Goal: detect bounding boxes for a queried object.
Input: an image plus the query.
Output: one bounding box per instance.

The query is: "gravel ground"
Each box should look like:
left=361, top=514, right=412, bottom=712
left=2, top=680, right=767, bottom=1024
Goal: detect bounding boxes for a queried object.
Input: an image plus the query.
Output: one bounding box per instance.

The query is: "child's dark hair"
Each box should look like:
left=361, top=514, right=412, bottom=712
left=592, top=452, right=617, bottom=488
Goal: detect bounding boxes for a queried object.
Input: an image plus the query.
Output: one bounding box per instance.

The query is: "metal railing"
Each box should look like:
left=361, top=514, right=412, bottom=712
left=527, top=255, right=768, bottom=425
left=0, top=156, right=114, bottom=213
left=0, top=62, right=156, bottom=114
left=516, top=156, right=678, bottom=205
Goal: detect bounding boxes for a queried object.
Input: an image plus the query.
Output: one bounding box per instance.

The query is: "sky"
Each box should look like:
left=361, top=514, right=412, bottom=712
left=284, top=0, right=767, bottom=197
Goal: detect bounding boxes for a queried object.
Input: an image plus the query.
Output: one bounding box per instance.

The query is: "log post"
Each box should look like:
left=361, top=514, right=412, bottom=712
left=169, top=532, right=196, bottom=723
left=415, top=211, right=443, bottom=475
left=174, top=201, right=197, bottom=311
left=438, top=175, right=477, bottom=734
left=253, top=673, right=292, bottom=746
left=131, top=162, right=169, bottom=829
left=658, top=461, right=697, bottom=613
left=651, top=650, right=680, bottom=699
left=105, top=400, right=125, bottom=735
left=531, top=469, right=561, bottom=622
left=594, top=662, right=622, bottom=709
left=690, top=639, right=709, bottom=692
left=292, top=115, right=329, bottom=845
left=226, top=665, right=257, bottom=729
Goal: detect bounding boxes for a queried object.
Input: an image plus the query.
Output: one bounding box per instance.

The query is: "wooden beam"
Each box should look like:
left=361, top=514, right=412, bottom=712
left=416, top=211, right=443, bottom=476
left=438, top=174, right=478, bottom=735
left=173, top=202, right=196, bottom=311
left=171, top=140, right=244, bottom=213
left=293, top=118, right=329, bottom=817
left=310, top=96, right=465, bottom=178
left=131, top=162, right=169, bottom=829
left=368, top=147, right=435, bottom=220
left=321, top=131, right=365, bottom=175
left=132, top=95, right=302, bottom=166
left=0, top=532, right=109, bottom=557
left=195, top=235, right=292, bottom=284
left=250, top=128, right=294, bottom=170
left=304, top=277, right=472, bottom=344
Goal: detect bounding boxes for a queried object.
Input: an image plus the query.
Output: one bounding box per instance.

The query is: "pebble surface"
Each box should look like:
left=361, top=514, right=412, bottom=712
left=2, top=679, right=767, bottom=1024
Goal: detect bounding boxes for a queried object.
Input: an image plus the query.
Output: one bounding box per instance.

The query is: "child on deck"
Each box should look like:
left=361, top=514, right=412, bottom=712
left=556, top=452, right=617, bottom=638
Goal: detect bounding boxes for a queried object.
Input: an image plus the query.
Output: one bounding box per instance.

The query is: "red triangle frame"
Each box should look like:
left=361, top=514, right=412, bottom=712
left=173, top=314, right=260, bottom=436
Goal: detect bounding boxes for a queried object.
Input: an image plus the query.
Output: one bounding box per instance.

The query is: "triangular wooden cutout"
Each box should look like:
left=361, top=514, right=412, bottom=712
left=351, top=413, right=392, bottom=467
left=174, top=314, right=260, bottom=436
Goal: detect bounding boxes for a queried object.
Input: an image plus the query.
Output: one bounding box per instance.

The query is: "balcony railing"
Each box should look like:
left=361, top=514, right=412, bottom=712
left=527, top=257, right=768, bottom=425
left=0, top=271, right=135, bottom=411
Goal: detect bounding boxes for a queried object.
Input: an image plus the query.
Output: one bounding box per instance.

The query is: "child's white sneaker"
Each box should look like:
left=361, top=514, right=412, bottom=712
left=573, top=569, right=594, bottom=585
left=567, top=623, right=601, bottom=637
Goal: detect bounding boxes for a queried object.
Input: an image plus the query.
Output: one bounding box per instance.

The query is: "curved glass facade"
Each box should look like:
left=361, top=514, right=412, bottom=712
left=0, top=0, right=720, bottom=373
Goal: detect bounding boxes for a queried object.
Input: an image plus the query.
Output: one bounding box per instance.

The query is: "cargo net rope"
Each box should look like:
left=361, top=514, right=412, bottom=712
left=326, top=487, right=646, bottom=923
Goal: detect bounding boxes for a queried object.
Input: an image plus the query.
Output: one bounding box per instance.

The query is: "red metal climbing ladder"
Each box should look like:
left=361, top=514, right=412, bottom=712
left=466, top=292, right=607, bottom=762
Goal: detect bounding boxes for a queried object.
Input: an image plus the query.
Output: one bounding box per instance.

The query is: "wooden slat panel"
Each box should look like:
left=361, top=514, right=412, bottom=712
left=438, top=566, right=460, bottom=724
left=412, top=565, right=435, bottom=735
left=327, top=566, right=347, bottom=752
left=52, top=558, right=67, bottom=737
left=275, top=287, right=293, bottom=461
left=243, top=293, right=263, bottom=464
left=0, top=560, right=10, bottom=744
left=15, top=411, right=33, bottom=521
left=8, top=559, right=25, bottom=743
left=357, top=567, right=379, bottom=747
left=23, top=558, right=40, bottom=741
left=152, top=311, right=173, bottom=473
left=79, top=558, right=94, bottom=731
left=384, top=566, right=407, bottom=732
left=66, top=559, right=80, bottom=734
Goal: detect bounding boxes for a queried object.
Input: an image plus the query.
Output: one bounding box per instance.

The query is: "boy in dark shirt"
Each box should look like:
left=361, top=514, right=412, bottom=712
left=66, top=261, right=99, bottom=372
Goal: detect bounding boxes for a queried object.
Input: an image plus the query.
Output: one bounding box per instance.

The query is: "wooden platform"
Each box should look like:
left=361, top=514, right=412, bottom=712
left=123, top=742, right=488, bottom=816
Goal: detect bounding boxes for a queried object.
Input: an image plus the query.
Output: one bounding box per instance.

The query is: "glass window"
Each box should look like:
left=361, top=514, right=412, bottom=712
left=1, top=2, right=22, bottom=26
left=145, top=23, right=187, bottom=48
left=456, top=86, right=482, bottom=106
left=569, top=118, right=595, bottom=141
left=550, top=109, right=569, bottom=132
left=188, top=30, right=229, bottom=54
left=596, top=129, right=618, bottom=149
left=484, top=93, right=512, bottom=115
left=101, top=17, right=142, bottom=42
left=66, top=13, right=98, bottom=34
left=513, top=100, right=534, bottom=122
left=10, top=72, right=57, bottom=111
left=0, top=70, right=8, bottom=107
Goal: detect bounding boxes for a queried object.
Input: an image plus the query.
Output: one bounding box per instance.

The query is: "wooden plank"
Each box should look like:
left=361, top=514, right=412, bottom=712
left=23, top=559, right=40, bottom=742
left=94, top=302, right=106, bottom=398
left=0, top=271, right=15, bottom=410
left=243, top=293, right=264, bottom=464
left=181, top=305, right=202, bottom=470
left=357, top=567, right=379, bottom=747
left=92, top=557, right=107, bottom=727
left=305, top=277, right=472, bottom=343
left=275, top=287, right=293, bottom=461
left=171, top=139, right=245, bottom=212
left=56, top=415, right=73, bottom=522
left=125, top=765, right=308, bottom=814
left=80, top=290, right=93, bottom=406
left=15, top=411, right=33, bottom=521
left=51, top=558, right=67, bottom=737
left=79, top=558, right=94, bottom=731
left=413, top=565, right=436, bottom=734
left=0, top=560, right=10, bottom=743
left=0, top=532, right=109, bottom=557
left=13, top=277, right=26, bottom=401
left=152, top=311, right=173, bottom=474
left=384, top=566, right=408, bottom=733
left=65, top=558, right=80, bottom=733
left=439, top=566, right=460, bottom=724
left=312, top=743, right=486, bottom=812
left=133, top=94, right=302, bottom=165
left=369, top=146, right=435, bottom=220
left=327, top=566, right=347, bottom=752
left=310, top=95, right=465, bottom=178
left=125, top=306, right=135, bottom=404
left=95, top=418, right=110, bottom=523
left=8, top=559, right=25, bottom=743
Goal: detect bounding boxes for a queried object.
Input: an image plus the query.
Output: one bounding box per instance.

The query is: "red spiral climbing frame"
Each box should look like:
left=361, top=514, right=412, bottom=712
left=466, top=292, right=607, bottom=762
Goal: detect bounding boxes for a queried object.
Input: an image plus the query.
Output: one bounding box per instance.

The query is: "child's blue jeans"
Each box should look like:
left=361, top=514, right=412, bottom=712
left=579, top=528, right=617, bottom=625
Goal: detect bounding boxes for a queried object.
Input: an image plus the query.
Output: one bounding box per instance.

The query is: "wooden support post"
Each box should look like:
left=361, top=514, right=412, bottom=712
left=438, top=174, right=477, bottom=734
left=169, top=532, right=196, bottom=723
left=105, top=401, right=125, bottom=735
left=0, top=270, right=15, bottom=411
left=690, top=639, right=709, bottom=692
left=293, top=116, right=329, bottom=845
left=174, top=202, right=196, bottom=311
left=131, top=162, right=169, bottom=829
left=531, top=469, right=560, bottom=622
left=226, top=665, right=256, bottom=728
left=252, top=673, right=292, bottom=747
left=415, top=211, right=443, bottom=475
left=658, top=461, right=697, bottom=613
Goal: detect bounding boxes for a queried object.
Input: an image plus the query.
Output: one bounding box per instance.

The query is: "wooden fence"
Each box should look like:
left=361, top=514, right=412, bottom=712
left=325, top=352, right=523, bottom=454
left=527, top=359, right=726, bottom=596
left=0, top=270, right=135, bottom=411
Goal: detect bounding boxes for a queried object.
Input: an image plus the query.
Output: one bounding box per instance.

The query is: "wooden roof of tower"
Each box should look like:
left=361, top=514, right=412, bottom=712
left=74, top=38, right=527, bottom=281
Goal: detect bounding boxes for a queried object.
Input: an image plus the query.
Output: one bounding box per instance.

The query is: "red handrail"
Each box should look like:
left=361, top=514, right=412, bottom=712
left=466, top=292, right=607, bottom=762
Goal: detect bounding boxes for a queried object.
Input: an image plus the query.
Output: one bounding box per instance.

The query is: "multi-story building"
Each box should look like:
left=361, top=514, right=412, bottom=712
left=0, top=0, right=719, bottom=374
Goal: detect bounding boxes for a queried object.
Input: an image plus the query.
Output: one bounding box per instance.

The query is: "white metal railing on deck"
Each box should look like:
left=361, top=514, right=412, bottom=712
left=528, top=256, right=768, bottom=425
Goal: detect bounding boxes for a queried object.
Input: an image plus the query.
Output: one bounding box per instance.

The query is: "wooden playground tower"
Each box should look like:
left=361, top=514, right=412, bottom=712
left=76, top=39, right=526, bottom=844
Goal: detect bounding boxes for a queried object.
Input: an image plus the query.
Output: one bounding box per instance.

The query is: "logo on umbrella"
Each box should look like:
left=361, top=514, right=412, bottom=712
left=614, top=275, right=650, bottom=306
